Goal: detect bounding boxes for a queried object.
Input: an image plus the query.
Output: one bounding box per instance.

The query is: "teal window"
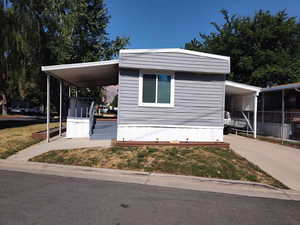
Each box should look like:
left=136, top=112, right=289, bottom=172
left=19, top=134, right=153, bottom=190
left=142, top=74, right=156, bottom=103
left=142, top=73, right=172, bottom=105
left=157, top=75, right=171, bottom=103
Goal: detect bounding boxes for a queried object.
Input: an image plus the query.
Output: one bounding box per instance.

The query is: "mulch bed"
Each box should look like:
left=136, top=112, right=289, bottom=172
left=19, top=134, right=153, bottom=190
left=114, top=140, right=230, bottom=149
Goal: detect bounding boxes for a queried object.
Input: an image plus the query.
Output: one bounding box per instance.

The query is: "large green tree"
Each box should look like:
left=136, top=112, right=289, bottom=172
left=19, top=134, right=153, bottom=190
left=0, top=0, right=128, bottom=115
left=185, top=10, right=300, bottom=87
left=0, top=1, right=9, bottom=114
left=0, top=0, right=29, bottom=115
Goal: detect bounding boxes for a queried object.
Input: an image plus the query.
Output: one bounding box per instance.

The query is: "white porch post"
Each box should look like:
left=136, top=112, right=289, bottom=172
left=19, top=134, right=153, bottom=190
left=281, top=89, right=285, bottom=143
left=262, top=92, right=264, bottom=124
left=59, top=80, right=62, bottom=136
left=46, top=74, right=50, bottom=142
left=253, top=92, right=258, bottom=138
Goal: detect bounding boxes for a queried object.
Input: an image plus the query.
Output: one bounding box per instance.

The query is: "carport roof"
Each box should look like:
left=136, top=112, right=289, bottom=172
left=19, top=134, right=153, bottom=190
left=261, top=82, right=300, bottom=92
left=225, top=80, right=261, bottom=95
left=41, top=60, right=119, bottom=88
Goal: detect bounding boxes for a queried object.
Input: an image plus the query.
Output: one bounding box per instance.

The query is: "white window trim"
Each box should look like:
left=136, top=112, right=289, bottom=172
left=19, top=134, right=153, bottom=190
left=138, top=70, right=175, bottom=107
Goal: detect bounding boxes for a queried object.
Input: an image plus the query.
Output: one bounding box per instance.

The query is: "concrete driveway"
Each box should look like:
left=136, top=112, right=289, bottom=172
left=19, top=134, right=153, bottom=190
left=225, top=134, right=300, bottom=190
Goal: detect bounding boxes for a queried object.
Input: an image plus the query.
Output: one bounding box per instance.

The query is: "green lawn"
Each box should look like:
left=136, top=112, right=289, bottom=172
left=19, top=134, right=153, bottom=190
left=30, top=145, right=287, bottom=189
left=0, top=122, right=59, bottom=159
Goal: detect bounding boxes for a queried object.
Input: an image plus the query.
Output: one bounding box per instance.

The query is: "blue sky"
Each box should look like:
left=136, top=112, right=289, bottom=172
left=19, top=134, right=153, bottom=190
left=106, top=0, right=300, bottom=49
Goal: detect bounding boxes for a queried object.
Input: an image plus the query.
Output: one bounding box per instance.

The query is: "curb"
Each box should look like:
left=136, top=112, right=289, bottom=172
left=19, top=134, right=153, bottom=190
left=149, top=172, right=280, bottom=190
left=0, top=159, right=283, bottom=191
left=2, top=159, right=300, bottom=201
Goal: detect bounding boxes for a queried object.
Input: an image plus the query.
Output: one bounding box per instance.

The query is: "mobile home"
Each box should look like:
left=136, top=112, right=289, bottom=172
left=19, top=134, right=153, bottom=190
left=42, top=48, right=244, bottom=144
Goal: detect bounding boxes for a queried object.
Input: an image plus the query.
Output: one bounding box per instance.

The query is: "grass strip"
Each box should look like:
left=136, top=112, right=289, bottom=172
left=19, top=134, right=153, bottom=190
left=30, top=145, right=288, bottom=189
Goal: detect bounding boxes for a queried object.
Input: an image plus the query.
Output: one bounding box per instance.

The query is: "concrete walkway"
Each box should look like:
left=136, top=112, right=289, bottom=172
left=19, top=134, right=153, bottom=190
left=7, top=135, right=111, bottom=161
left=225, top=134, right=300, bottom=190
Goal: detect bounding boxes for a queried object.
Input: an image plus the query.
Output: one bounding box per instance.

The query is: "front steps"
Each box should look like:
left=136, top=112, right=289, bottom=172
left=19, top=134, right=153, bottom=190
left=90, top=121, right=117, bottom=140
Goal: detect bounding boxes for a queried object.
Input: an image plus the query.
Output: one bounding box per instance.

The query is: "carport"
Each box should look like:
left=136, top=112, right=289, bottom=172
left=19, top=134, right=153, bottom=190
left=225, top=81, right=261, bottom=138
left=41, top=60, right=119, bottom=142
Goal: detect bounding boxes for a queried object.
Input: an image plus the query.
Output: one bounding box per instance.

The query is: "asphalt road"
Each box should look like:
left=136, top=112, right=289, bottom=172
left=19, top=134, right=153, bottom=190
left=0, top=170, right=300, bottom=225
left=0, top=116, right=58, bottom=129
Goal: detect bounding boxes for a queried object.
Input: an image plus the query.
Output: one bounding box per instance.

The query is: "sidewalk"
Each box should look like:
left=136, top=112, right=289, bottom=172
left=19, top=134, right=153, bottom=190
left=1, top=159, right=299, bottom=201
left=7, top=135, right=111, bottom=161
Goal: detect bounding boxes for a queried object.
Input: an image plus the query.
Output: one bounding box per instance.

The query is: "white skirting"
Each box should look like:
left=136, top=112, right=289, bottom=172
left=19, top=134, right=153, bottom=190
left=117, top=124, right=223, bottom=142
left=66, top=117, right=90, bottom=138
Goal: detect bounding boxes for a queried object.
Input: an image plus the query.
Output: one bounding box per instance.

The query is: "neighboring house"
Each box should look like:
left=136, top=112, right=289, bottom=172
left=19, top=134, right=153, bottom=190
left=225, top=81, right=300, bottom=141
left=42, top=48, right=260, bottom=143
left=258, top=82, right=300, bottom=140
left=225, top=81, right=261, bottom=136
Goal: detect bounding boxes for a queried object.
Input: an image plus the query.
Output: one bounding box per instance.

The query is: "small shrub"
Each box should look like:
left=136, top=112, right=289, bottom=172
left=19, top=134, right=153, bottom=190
left=137, top=151, right=148, bottom=159
left=110, top=146, right=123, bottom=153
left=246, top=174, right=258, bottom=182
left=147, top=147, right=158, bottom=154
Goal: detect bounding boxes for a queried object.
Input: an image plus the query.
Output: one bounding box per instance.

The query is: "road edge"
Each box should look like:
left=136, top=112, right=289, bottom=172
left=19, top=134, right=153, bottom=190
left=1, top=159, right=299, bottom=201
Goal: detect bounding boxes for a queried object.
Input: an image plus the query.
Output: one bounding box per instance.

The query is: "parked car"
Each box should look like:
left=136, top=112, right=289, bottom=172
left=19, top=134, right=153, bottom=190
left=25, top=107, right=41, bottom=114
left=9, top=107, right=23, bottom=114
left=9, top=106, right=41, bottom=115
left=100, top=106, right=108, bottom=114
left=96, top=105, right=109, bottom=114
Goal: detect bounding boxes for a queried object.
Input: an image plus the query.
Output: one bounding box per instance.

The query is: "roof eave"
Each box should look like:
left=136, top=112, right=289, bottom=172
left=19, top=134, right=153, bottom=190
left=41, top=59, right=119, bottom=72
left=120, top=48, right=230, bottom=61
left=225, top=80, right=261, bottom=93
left=261, top=83, right=300, bottom=92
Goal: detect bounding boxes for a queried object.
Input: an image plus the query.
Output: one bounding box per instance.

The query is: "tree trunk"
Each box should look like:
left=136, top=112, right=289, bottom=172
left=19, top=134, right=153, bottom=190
left=1, top=94, right=7, bottom=116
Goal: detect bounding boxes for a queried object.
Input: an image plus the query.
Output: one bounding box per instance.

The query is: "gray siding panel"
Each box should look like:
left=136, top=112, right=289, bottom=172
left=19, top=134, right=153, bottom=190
left=118, top=69, right=225, bottom=127
left=119, top=52, right=230, bottom=74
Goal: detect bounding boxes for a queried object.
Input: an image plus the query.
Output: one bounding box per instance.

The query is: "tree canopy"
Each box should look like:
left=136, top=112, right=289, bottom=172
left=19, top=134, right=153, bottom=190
left=0, top=0, right=128, bottom=114
left=185, top=9, right=300, bottom=87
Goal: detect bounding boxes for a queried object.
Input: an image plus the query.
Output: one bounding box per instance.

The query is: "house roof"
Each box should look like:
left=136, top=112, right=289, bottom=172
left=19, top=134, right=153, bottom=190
left=119, top=48, right=230, bottom=74
left=120, top=48, right=230, bottom=61
left=41, top=48, right=230, bottom=87
left=225, top=80, right=261, bottom=95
